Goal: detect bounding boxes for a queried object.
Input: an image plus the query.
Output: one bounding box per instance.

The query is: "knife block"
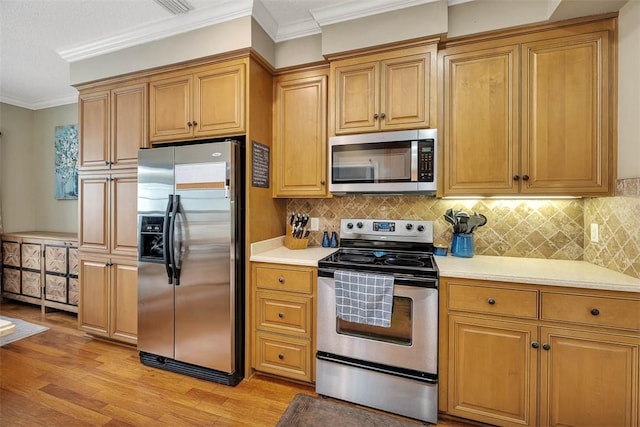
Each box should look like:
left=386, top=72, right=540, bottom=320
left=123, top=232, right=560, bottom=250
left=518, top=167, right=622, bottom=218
left=284, top=225, right=309, bottom=250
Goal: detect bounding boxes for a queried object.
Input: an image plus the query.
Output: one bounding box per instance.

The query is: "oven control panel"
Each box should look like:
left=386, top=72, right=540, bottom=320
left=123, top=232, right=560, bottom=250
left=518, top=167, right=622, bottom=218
left=341, top=218, right=433, bottom=243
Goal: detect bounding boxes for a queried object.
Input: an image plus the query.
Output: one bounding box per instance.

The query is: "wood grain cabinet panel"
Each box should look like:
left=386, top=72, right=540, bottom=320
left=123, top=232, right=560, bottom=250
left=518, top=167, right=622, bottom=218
left=252, top=263, right=316, bottom=383
left=440, top=276, right=640, bottom=427
left=329, top=40, right=437, bottom=135
left=2, top=241, right=20, bottom=267
left=273, top=68, right=328, bottom=198
left=441, top=18, right=615, bottom=196
left=150, top=59, right=246, bottom=143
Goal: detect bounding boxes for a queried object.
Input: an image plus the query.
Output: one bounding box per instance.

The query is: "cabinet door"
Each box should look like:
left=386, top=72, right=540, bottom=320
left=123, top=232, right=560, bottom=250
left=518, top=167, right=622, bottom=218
left=332, top=60, right=379, bottom=134
left=79, top=91, right=109, bottom=170
left=521, top=31, right=611, bottom=195
left=442, top=44, right=520, bottom=195
left=149, top=74, right=192, bottom=142
left=111, top=172, right=138, bottom=256
left=380, top=52, right=433, bottom=131
left=78, top=256, right=109, bottom=336
left=193, top=62, right=246, bottom=138
left=79, top=174, right=109, bottom=252
left=110, top=260, right=137, bottom=344
left=111, top=83, right=148, bottom=169
left=540, top=327, right=639, bottom=427
left=448, top=314, right=538, bottom=426
left=273, top=71, right=328, bottom=197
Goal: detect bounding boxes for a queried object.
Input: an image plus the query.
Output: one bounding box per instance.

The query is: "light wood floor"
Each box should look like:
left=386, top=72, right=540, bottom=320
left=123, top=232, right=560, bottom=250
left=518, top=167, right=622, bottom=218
left=0, top=300, right=477, bottom=426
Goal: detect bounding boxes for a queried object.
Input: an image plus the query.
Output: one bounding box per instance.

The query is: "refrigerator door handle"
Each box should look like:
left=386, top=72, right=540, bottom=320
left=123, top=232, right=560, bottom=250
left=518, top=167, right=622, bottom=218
left=171, top=195, right=183, bottom=286
left=163, top=195, right=174, bottom=284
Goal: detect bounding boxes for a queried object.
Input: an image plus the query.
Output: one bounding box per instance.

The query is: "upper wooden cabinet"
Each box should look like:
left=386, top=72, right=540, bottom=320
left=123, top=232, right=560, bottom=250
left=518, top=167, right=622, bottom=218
left=149, top=59, right=246, bottom=142
left=78, top=82, right=148, bottom=171
left=441, top=17, right=616, bottom=196
left=329, top=40, right=437, bottom=135
left=273, top=67, right=328, bottom=198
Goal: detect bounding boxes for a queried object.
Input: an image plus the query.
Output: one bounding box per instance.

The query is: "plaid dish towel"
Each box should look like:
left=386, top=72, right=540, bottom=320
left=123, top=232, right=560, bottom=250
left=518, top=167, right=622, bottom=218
left=334, top=270, right=394, bottom=327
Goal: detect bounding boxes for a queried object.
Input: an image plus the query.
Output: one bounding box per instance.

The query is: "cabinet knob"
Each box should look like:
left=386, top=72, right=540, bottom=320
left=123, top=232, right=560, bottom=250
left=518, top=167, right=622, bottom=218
left=487, top=298, right=496, bottom=305
left=542, top=343, right=551, bottom=351
left=531, top=342, right=539, bottom=349
left=278, top=276, right=285, bottom=284
left=278, top=353, right=285, bottom=360
left=590, top=308, right=600, bottom=316
left=187, top=121, right=193, bottom=127
left=278, top=312, right=285, bottom=319
left=373, top=113, right=379, bottom=119
left=522, top=175, right=530, bottom=181
left=192, top=120, right=197, bottom=126
left=320, top=180, right=326, bottom=185
left=105, top=161, right=110, bottom=165
left=513, top=175, right=520, bottom=181
left=379, top=112, right=386, bottom=119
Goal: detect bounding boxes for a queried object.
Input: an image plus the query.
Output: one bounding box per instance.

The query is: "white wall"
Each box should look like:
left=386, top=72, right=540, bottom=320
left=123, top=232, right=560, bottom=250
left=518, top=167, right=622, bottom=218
left=0, top=102, right=77, bottom=233
left=618, top=0, right=640, bottom=179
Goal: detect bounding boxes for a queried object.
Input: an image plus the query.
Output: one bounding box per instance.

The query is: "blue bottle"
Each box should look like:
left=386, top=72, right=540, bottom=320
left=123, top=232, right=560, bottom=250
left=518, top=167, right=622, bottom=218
left=322, top=230, right=330, bottom=248
left=330, top=230, right=339, bottom=248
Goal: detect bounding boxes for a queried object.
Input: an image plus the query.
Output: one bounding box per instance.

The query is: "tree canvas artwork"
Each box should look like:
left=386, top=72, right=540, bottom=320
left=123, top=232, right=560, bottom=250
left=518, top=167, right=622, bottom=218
left=54, top=124, right=79, bottom=200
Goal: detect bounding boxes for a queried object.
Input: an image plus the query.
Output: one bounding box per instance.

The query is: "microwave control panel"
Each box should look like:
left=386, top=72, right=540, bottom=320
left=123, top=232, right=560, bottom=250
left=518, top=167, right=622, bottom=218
left=417, top=139, right=435, bottom=182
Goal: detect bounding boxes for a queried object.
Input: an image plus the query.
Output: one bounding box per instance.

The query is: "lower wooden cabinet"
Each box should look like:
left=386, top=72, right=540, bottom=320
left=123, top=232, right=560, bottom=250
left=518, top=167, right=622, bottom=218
left=78, top=254, right=137, bottom=345
left=1, top=232, right=78, bottom=313
left=251, top=262, right=316, bottom=383
left=440, top=277, right=640, bottom=427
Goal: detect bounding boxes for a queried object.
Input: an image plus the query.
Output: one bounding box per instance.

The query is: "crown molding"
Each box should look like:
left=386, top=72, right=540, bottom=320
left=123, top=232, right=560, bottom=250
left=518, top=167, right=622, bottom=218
left=0, top=92, right=78, bottom=110
left=57, top=0, right=253, bottom=62
left=310, top=0, right=438, bottom=27
left=274, top=19, right=321, bottom=42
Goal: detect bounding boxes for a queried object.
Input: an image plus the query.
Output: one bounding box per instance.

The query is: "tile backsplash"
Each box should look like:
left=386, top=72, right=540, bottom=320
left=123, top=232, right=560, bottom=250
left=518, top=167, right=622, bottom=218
left=584, top=178, right=640, bottom=279
left=288, top=197, right=584, bottom=260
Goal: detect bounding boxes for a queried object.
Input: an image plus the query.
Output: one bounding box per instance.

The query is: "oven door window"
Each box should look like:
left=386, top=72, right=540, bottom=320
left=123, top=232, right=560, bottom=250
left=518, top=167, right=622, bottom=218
left=336, top=296, right=412, bottom=346
left=332, top=141, right=412, bottom=183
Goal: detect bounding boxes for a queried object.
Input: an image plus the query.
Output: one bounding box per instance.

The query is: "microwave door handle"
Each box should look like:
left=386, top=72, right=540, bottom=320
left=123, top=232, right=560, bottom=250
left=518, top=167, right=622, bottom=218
left=162, top=195, right=174, bottom=285
left=411, top=140, right=418, bottom=182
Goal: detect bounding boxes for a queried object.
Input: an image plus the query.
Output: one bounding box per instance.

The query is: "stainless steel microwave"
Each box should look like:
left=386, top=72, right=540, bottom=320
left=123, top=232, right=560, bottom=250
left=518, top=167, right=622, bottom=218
left=329, top=129, right=437, bottom=194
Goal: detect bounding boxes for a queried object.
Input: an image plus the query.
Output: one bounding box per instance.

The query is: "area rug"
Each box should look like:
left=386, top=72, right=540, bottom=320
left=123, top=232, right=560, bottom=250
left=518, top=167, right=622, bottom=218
left=0, top=315, right=49, bottom=346
left=277, top=394, right=422, bottom=426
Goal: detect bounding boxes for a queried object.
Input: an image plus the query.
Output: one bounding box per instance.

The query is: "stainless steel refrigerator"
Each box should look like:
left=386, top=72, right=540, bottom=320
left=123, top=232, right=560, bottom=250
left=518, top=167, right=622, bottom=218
left=137, top=140, right=244, bottom=386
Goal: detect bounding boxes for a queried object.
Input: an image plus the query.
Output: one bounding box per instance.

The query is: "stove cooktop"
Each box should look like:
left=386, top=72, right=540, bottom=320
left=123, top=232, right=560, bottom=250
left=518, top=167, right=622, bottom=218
left=319, top=248, right=438, bottom=278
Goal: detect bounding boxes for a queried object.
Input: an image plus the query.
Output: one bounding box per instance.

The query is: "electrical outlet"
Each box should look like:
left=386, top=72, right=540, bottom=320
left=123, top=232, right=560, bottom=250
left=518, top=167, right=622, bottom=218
left=590, top=223, right=599, bottom=243
left=310, top=217, right=320, bottom=231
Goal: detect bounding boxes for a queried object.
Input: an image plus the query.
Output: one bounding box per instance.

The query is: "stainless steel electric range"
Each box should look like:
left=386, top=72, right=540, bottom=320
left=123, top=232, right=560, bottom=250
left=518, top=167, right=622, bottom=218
left=316, top=218, right=439, bottom=423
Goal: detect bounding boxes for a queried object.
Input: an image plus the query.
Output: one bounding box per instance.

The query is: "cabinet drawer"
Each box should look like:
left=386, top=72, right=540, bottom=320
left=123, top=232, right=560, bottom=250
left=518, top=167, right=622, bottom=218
left=541, top=292, right=640, bottom=331
left=2, top=242, right=20, bottom=267
left=45, top=246, right=68, bottom=274
left=255, top=266, right=313, bottom=293
left=254, top=332, right=312, bottom=382
left=256, top=291, right=312, bottom=337
left=22, top=243, right=41, bottom=270
left=448, top=283, right=538, bottom=319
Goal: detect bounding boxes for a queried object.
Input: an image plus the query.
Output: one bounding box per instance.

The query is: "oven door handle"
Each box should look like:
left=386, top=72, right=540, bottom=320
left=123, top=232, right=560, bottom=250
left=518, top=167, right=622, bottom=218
left=316, top=351, right=438, bottom=384
left=318, top=268, right=438, bottom=289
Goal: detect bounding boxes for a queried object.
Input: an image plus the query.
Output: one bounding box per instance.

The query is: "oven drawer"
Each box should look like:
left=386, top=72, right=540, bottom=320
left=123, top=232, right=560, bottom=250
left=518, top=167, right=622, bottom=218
left=541, top=292, right=640, bottom=331
left=254, top=265, right=313, bottom=293
left=448, top=283, right=538, bottom=319
left=254, top=332, right=312, bottom=382
left=256, top=291, right=312, bottom=337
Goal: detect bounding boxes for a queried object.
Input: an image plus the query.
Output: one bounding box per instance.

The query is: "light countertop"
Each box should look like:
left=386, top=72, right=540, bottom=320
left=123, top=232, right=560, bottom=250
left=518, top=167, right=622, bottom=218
left=250, top=236, right=338, bottom=267
left=435, top=255, right=640, bottom=293
left=250, top=237, right=640, bottom=293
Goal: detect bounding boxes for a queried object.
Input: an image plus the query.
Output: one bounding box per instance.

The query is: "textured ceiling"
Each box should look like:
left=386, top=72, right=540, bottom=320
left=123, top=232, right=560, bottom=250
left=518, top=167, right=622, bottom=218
left=0, top=0, right=426, bottom=110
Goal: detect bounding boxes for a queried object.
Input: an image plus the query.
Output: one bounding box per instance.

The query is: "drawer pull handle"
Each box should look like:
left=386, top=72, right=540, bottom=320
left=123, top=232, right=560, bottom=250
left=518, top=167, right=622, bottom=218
left=590, top=308, right=600, bottom=316
left=542, top=343, right=551, bottom=351
left=531, top=342, right=539, bottom=349
left=278, top=353, right=285, bottom=360
left=278, top=277, right=285, bottom=284
left=278, top=312, right=285, bottom=319
left=487, top=298, right=496, bottom=305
